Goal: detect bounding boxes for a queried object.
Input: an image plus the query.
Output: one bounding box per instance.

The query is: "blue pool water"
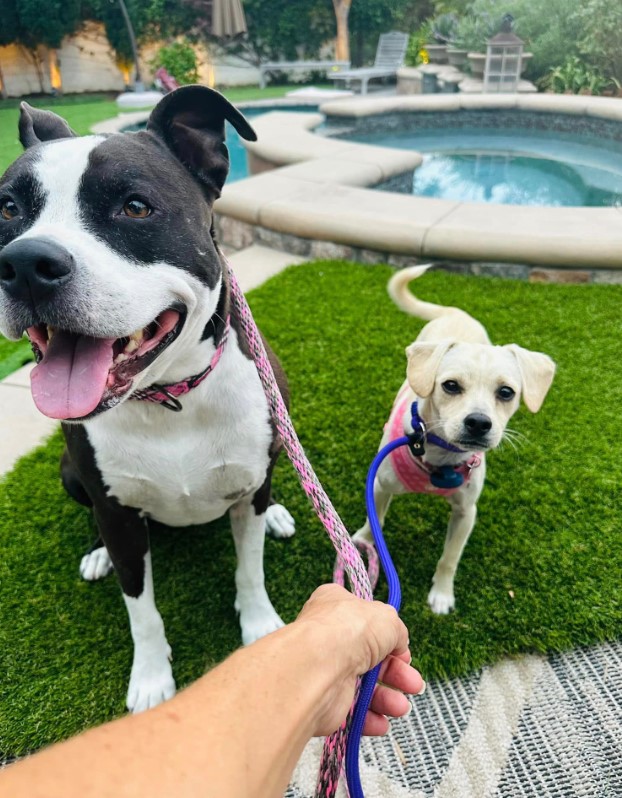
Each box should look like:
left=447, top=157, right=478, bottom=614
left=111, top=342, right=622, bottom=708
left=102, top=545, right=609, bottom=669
left=228, top=105, right=316, bottom=182
left=345, top=127, right=622, bottom=207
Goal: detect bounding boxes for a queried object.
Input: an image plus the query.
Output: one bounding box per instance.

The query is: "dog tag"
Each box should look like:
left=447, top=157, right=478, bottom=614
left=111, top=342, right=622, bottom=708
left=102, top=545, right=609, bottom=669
left=430, top=466, right=464, bottom=489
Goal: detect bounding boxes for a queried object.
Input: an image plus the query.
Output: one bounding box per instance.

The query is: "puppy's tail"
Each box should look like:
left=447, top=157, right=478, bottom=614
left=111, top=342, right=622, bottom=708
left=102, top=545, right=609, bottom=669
left=387, top=264, right=460, bottom=321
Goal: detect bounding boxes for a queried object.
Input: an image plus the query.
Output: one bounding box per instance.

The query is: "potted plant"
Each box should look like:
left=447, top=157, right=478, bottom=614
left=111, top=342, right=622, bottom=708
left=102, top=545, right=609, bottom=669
left=447, top=46, right=468, bottom=68
left=424, top=14, right=457, bottom=64
left=455, top=12, right=511, bottom=77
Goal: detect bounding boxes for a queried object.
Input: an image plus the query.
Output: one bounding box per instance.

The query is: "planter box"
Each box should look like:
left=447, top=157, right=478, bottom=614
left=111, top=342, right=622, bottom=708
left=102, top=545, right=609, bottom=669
left=520, top=52, right=533, bottom=74
left=447, top=48, right=468, bottom=68
left=467, top=52, right=486, bottom=78
left=425, top=44, right=449, bottom=64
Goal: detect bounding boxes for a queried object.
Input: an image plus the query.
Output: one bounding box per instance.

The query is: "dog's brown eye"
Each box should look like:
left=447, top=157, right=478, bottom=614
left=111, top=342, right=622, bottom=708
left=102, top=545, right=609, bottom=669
left=0, top=198, right=18, bottom=221
left=123, top=198, right=151, bottom=218
left=442, top=380, right=462, bottom=395
left=497, top=385, right=516, bottom=401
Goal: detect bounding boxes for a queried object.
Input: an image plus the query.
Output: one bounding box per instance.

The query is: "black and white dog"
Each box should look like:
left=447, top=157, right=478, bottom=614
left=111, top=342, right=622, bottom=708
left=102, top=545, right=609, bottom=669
left=0, top=86, right=295, bottom=712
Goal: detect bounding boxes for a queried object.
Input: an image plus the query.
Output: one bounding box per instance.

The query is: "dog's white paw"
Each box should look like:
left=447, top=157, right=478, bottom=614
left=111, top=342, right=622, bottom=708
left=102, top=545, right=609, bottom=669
left=127, top=646, right=176, bottom=713
left=80, top=546, right=114, bottom=581
left=265, top=504, right=296, bottom=539
left=237, top=599, right=285, bottom=645
left=428, top=587, right=455, bottom=615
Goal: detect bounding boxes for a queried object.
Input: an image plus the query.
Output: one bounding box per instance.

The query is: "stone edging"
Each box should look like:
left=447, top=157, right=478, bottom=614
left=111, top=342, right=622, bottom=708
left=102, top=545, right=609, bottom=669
left=217, top=94, right=622, bottom=272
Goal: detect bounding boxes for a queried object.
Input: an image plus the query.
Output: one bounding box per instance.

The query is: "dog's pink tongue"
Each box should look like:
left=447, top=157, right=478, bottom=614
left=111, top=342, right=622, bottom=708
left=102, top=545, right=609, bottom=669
left=31, top=331, right=115, bottom=420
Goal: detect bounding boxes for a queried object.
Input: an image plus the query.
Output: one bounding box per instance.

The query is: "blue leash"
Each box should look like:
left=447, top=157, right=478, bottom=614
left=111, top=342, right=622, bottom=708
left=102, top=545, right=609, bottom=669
left=345, top=402, right=466, bottom=796
left=345, top=435, right=406, bottom=797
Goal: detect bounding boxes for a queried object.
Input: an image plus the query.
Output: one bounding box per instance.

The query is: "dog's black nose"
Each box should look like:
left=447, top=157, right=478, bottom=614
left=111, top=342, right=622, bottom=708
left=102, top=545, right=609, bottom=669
left=464, top=413, right=492, bottom=436
left=0, top=238, right=74, bottom=303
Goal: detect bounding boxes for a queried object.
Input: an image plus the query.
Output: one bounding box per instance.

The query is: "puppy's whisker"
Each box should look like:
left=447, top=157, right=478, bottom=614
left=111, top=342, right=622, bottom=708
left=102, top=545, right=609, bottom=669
left=501, top=430, right=526, bottom=452
left=504, top=428, right=527, bottom=444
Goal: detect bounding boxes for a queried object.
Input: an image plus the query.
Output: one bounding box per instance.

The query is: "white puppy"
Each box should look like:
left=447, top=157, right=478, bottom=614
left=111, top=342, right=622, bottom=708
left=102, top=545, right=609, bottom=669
left=354, top=265, right=556, bottom=614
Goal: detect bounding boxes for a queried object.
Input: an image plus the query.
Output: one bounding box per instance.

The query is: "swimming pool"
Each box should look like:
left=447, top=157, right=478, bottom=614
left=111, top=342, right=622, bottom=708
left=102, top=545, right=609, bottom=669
left=332, top=113, right=622, bottom=207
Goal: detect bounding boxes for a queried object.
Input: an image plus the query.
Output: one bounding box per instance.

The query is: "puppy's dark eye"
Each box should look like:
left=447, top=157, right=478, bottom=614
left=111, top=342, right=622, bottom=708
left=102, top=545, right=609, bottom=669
left=442, top=380, right=462, bottom=395
left=0, top=198, right=18, bottom=221
left=123, top=198, right=152, bottom=219
left=497, top=385, right=516, bottom=401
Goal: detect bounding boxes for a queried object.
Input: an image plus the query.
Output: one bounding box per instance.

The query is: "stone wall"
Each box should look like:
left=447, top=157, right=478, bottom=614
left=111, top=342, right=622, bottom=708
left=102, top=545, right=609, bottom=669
left=215, top=213, right=622, bottom=284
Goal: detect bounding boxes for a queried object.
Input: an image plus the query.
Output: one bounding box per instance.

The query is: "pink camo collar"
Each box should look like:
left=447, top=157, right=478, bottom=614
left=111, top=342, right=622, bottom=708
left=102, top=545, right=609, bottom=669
left=131, top=315, right=230, bottom=411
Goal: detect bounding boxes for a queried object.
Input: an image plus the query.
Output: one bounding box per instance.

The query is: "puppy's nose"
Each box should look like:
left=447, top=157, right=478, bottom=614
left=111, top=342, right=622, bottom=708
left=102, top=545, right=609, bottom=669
left=0, top=238, right=74, bottom=303
left=464, top=413, right=492, bottom=436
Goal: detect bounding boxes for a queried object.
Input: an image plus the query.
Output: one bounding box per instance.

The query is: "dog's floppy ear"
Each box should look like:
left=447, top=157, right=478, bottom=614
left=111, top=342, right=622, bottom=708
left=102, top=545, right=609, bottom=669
left=405, top=340, right=455, bottom=397
left=19, top=102, right=77, bottom=149
left=146, top=85, right=257, bottom=199
left=506, top=344, right=556, bottom=413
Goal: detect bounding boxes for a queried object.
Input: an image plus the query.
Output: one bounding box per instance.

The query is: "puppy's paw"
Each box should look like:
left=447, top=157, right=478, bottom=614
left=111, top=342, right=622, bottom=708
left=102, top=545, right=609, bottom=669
left=80, top=546, right=113, bottom=581
left=238, top=600, right=285, bottom=645
left=266, top=504, right=296, bottom=538
left=428, top=587, right=455, bottom=615
left=127, top=650, right=176, bottom=714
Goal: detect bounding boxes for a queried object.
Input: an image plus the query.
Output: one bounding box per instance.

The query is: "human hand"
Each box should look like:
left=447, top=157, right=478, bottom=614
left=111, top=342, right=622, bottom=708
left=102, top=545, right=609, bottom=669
left=295, top=584, right=424, bottom=737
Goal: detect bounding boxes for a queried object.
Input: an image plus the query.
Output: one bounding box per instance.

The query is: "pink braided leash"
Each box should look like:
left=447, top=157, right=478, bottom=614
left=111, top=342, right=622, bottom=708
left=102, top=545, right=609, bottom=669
left=225, top=257, right=373, bottom=797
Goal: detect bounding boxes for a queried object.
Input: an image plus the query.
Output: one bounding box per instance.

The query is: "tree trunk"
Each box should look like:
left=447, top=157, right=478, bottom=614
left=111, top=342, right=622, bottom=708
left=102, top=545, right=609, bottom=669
left=0, top=62, right=7, bottom=100
left=332, top=0, right=352, bottom=63
left=118, top=0, right=143, bottom=90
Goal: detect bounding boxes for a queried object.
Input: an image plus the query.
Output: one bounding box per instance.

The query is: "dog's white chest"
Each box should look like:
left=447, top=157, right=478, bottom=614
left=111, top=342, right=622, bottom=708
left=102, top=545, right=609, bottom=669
left=86, top=379, right=272, bottom=527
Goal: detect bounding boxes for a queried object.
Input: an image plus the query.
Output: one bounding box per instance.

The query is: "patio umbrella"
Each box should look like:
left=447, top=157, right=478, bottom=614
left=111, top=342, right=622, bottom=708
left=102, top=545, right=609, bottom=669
left=212, top=0, right=247, bottom=38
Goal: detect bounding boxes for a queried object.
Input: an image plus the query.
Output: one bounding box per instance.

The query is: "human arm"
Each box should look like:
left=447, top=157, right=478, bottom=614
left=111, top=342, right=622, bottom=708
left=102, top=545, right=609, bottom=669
left=0, top=584, right=424, bottom=798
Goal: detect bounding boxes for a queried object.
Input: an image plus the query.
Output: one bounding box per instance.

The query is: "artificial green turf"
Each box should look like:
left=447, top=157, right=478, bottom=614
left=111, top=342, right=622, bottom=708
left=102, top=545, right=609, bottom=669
left=1, top=261, right=622, bottom=756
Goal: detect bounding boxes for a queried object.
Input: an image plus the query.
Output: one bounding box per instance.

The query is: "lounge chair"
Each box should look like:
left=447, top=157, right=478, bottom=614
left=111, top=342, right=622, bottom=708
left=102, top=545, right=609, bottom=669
left=328, top=31, right=409, bottom=94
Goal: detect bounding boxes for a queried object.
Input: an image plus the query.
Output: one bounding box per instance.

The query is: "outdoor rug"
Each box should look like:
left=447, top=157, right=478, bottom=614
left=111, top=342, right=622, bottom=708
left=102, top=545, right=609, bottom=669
left=287, top=638, right=622, bottom=797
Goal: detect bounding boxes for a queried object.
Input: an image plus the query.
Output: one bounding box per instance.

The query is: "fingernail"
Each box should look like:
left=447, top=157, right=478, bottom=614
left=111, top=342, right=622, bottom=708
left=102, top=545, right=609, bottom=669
left=403, top=701, right=413, bottom=716
left=417, top=680, right=427, bottom=696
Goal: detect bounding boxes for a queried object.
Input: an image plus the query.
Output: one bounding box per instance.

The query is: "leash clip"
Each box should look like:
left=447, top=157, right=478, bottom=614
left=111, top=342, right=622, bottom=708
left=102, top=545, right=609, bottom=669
left=407, top=415, right=426, bottom=458
left=407, top=400, right=426, bottom=457
left=152, top=387, right=183, bottom=412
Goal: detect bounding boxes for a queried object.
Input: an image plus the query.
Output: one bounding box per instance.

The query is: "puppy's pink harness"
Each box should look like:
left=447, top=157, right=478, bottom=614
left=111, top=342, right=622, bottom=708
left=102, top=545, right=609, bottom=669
left=388, top=388, right=481, bottom=495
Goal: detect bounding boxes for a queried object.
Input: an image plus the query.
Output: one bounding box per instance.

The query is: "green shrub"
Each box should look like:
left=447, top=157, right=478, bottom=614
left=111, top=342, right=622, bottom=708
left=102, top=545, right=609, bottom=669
left=539, top=56, right=620, bottom=96
left=405, top=22, right=433, bottom=67
left=453, top=0, right=508, bottom=53
left=574, top=0, right=622, bottom=85
left=508, top=0, right=583, bottom=82
left=153, top=40, right=199, bottom=85
left=450, top=0, right=583, bottom=81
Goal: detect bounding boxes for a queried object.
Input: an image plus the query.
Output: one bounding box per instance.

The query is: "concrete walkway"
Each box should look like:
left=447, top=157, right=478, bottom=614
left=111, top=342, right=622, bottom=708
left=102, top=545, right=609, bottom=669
left=0, top=245, right=304, bottom=477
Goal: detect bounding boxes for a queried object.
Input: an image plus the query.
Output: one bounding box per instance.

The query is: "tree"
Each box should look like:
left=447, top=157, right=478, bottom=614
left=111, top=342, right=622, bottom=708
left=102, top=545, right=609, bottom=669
left=332, top=0, right=351, bottom=62
left=349, top=0, right=429, bottom=66
left=0, top=0, right=22, bottom=97
left=182, top=0, right=334, bottom=67
left=17, top=0, right=82, bottom=49
left=575, top=0, right=622, bottom=84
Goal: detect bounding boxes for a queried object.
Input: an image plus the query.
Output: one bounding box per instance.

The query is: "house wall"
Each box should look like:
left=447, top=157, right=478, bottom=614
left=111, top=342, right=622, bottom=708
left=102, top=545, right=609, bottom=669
left=0, top=22, right=260, bottom=98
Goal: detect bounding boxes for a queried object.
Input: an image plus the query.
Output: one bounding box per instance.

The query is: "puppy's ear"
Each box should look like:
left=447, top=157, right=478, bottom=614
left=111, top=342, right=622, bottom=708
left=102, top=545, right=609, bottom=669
left=147, top=85, right=257, bottom=199
left=19, top=102, right=77, bottom=149
left=405, top=340, right=454, bottom=397
left=506, top=344, right=556, bottom=413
